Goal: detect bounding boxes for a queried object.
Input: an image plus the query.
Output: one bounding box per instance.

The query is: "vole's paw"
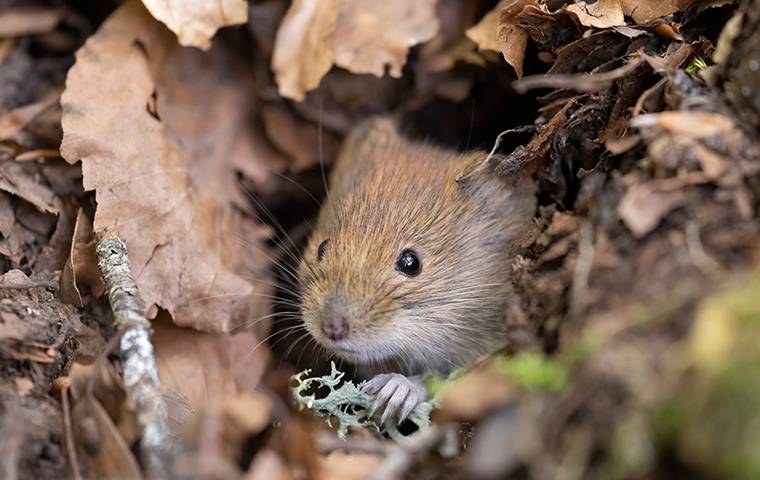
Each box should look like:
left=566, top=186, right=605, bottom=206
left=362, top=373, right=427, bottom=424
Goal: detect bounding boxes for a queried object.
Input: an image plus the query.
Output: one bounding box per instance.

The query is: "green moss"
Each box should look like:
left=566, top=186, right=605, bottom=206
left=685, top=56, right=708, bottom=74
left=670, top=270, right=760, bottom=479
left=494, top=352, right=568, bottom=392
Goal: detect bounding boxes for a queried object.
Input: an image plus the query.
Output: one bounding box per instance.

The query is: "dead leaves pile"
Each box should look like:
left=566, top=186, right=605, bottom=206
left=1, top=0, right=760, bottom=478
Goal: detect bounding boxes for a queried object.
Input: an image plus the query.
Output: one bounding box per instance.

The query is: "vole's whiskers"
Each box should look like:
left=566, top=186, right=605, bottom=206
left=243, top=323, right=303, bottom=362
left=230, top=235, right=301, bottom=284
left=242, top=311, right=302, bottom=332
left=318, top=91, right=330, bottom=202
left=236, top=178, right=304, bottom=266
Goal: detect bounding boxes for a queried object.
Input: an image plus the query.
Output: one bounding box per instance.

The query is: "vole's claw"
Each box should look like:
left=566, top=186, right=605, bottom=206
left=362, top=373, right=426, bottom=425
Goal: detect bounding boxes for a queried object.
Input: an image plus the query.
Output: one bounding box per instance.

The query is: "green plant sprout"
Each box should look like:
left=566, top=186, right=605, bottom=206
left=291, top=362, right=435, bottom=441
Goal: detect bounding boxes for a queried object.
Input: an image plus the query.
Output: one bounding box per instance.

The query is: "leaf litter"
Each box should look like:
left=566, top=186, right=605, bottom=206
left=1, top=0, right=760, bottom=479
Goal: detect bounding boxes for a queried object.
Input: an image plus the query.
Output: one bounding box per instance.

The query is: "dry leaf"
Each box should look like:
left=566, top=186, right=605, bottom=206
left=566, top=0, right=625, bottom=29
left=333, top=0, right=439, bottom=78
left=141, top=0, right=247, bottom=50
left=631, top=111, right=736, bottom=139
left=68, top=374, right=143, bottom=479
left=60, top=209, right=103, bottom=307
left=0, top=89, right=61, bottom=140
left=272, top=0, right=439, bottom=101
left=271, top=0, right=340, bottom=102
left=466, top=0, right=529, bottom=78
left=247, top=450, right=294, bottom=480
left=318, top=452, right=381, bottom=480
left=620, top=0, right=679, bottom=24
left=0, top=6, right=63, bottom=37
left=0, top=161, right=58, bottom=215
left=436, top=366, right=516, bottom=422
left=617, top=181, right=686, bottom=238
left=152, top=315, right=269, bottom=428
left=60, top=0, right=272, bottom=332
left=261, top=104, right=340, bottom=172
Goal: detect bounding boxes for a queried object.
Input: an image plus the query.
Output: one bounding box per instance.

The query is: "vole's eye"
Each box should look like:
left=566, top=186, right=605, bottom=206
left=317, top=239, right=329, bottom=262
left=396, top=249, right=421, bottom=276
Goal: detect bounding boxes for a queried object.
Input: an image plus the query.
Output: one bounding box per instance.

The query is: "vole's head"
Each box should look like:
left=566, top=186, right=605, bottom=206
left=298, top=119, right=535, bottom=374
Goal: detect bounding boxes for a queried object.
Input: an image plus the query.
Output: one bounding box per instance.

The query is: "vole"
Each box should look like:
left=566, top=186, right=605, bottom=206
left=297, top=118, right=536, bottom=424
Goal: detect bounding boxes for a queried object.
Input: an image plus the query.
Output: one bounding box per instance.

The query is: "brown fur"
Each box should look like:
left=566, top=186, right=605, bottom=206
left=298, top=118, right=536, bottom=376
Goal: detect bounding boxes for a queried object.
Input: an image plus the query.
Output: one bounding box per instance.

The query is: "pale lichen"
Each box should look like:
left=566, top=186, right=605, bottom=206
left=291, top=362, right=434, bottom=441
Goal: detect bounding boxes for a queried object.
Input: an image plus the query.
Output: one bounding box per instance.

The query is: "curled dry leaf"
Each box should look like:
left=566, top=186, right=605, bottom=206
left=272, top=0, right=439, bottom=101
left=60, top=209, right=103, bottom=308
left=60, top=0, right=272, bottom=332
left=271, top=0, right=340, bottom=102
left=140, top=0, right=247, bottom=50
left=465, top=0, right=529, bottom=78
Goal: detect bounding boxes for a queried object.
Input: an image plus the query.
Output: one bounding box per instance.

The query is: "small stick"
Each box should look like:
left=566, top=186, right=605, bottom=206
left=96, top=233, right=171, bottom=479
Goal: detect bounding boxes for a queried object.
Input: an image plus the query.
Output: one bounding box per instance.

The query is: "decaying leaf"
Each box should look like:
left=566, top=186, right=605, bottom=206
left=60, top=0, right=272, bottom=332
left=140, top=0, right=247, bottom=50
left=272, top=0, right=439, bottom=101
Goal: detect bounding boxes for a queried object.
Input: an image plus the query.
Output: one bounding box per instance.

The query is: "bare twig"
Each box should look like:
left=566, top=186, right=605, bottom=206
left=513, top=57, right=645, bottom=94
left=0, top=281, right=56, bottom=290
left=96, top=233, right=171, bottom=479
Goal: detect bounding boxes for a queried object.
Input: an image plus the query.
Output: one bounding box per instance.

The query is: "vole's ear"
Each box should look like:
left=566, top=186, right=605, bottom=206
left=330, top=116, right=400, bottom=190
left=341, top=117, right=398, bottom=159
left=453, top=150, right=490, bottom=184
left=454, top=150, right=537, bottom=239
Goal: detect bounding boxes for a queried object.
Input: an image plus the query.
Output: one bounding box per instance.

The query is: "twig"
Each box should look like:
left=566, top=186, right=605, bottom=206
left=96, top=233, right=171, bottom=479
left=513, top=57, right=645, bottom=94
left=0, top=281, right=56, bottom=290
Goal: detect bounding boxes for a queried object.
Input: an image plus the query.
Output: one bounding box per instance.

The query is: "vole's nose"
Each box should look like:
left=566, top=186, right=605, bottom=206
left=321, top=299, right=350, bottom=341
